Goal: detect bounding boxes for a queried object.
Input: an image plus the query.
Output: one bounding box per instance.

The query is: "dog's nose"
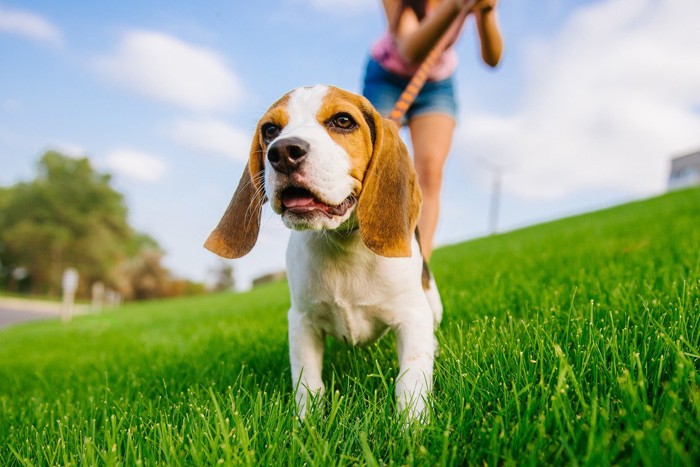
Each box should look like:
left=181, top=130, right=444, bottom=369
left=267, top=137, right=309, bottom=174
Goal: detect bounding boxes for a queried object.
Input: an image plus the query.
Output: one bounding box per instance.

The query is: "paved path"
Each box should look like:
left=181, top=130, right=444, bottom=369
left=0, top=306, right=57, bottom=330
left=0, top=297, right=88, bottom=331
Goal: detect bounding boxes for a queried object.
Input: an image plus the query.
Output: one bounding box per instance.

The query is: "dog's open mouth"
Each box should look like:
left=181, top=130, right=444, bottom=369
left=281, top=186, right=355, bottom=217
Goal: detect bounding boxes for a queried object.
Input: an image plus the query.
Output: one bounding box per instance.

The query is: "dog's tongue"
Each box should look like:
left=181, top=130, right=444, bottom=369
left=282, top=191, right=316, bottom=209
left=281, top=188, right=354, bottom=216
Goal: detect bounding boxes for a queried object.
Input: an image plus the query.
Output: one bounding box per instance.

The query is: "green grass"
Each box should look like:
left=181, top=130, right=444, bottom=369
left=1, top=187, right=699, bottom=466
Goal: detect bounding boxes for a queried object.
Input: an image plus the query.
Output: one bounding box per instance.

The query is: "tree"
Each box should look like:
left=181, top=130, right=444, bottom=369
left=210, top=260, right=236, bottom=292
left=0, top=151, right=133, bottom=296
left=116, top=247, right=170, bottom=300
left=1, top=151, right=207, bottom=300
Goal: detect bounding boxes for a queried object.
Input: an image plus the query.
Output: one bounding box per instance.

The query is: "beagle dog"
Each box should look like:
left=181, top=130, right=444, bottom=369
left=205, top=85, right=442, bottom=421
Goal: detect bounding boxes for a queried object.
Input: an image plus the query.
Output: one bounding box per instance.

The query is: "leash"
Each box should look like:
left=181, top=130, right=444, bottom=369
left=388, top=5, right=472, bottom=124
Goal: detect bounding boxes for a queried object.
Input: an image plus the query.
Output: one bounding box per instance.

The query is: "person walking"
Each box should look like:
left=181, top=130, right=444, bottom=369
left=362, top=0, right=503, bottom=259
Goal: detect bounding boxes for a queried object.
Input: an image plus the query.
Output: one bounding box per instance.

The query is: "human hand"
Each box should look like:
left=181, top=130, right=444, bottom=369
left=473, top=0, right=497, bottom=13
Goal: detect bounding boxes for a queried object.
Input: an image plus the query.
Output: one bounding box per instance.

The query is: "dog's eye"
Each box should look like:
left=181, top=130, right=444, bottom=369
left=329, top=113, right=357, bottom=131
left=261, top=123, right=281, bottom=144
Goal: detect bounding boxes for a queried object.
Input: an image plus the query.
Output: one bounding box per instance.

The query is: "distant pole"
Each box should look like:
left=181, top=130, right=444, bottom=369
left=477, top=158, right=511, bottom=235
left=489, top=166, right=502, bottom=235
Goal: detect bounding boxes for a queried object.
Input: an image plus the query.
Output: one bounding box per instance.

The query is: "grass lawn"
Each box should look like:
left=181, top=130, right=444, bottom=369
left=1, top=187, right=699, bottom=466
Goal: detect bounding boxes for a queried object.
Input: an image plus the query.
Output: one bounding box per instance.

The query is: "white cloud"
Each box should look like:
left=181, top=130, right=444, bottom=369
left=0, top=4, right=63, bottom=46
left=94, top=30, right=243, bottom=112
left=456, top=0, right=700, bottom=199
left=166, top=118, right=250, bottom=161
left=105, top=149, right=167, bottom=183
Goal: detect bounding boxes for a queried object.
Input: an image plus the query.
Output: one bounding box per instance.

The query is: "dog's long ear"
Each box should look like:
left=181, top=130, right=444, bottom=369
left=357, top=114, right=421, bottom=257
left=204, top=134, right=265, bottom=259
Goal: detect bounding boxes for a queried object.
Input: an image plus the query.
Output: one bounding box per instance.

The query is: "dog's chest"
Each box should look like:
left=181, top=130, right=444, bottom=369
left=287, top=232, right=404, bottom=346
left=307, top=298, right=388, bottom=346
left=299, top=259, right=391, bottom=346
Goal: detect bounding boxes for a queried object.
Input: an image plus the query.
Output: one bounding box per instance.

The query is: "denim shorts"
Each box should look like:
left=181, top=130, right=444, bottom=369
left=362, top=57, right=458, bottom=125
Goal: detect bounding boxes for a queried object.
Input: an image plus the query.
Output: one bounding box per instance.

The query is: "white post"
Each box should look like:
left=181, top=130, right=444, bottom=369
left=91, top=281, right=105, bottom=312
left=61, top=268, right=79, bottom=322
left=105, top=289, right=122, bottom=309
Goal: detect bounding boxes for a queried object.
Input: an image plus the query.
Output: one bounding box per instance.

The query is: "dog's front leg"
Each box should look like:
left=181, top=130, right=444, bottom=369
left=288, top=307, right=325, bottom=420
left=394, top=307, right=435, bottom=421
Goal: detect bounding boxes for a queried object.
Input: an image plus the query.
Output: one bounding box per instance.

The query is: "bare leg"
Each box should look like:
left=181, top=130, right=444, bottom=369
left=408, top=113, right=455, bottom=259
left=288, top=308, right=325, bottom=419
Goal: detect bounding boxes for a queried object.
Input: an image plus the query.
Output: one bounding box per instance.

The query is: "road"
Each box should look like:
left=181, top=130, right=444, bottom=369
left=0, top=306, right=57, bottom=330
left=0, top=297, right=65, bottom=331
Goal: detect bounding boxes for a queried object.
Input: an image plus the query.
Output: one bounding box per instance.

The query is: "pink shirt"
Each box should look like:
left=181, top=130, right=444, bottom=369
left=370, top=8, right=467, bottom=81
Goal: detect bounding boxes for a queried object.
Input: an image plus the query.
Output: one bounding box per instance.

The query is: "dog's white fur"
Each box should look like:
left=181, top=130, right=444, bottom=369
left=205, top=85, right=442, bottom=421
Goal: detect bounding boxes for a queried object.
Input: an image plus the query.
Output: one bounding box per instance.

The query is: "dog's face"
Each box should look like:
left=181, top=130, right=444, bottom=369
left=204, top=85, right=421, bottom=259
left=260, top=86, right=372, bottom=231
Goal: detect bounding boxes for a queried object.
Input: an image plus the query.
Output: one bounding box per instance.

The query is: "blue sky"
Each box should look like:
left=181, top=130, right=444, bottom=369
left=1, top=0, right=699, bottom=289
